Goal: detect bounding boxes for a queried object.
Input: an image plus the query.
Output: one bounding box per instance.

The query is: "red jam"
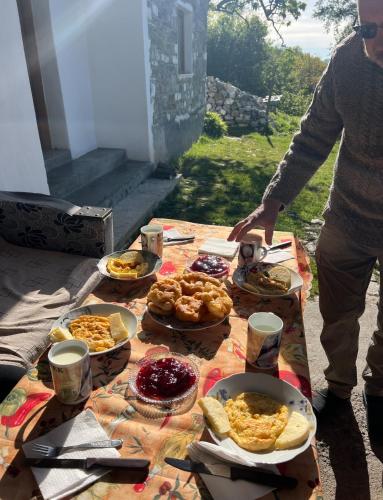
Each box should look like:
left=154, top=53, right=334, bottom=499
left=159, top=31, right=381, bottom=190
left=190, top=255, right=229, bottom=277
left=136, top=357, right=197, bottom=400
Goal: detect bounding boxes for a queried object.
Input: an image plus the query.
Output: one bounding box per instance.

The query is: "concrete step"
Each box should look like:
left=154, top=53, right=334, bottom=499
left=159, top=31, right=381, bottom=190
left=113, top=175, right=181, bottom=249
left=67, top=160, right=154, bottom=208
left=47, top=148, right=126, bottom=199
left=43, top=149, right=71, bottom=172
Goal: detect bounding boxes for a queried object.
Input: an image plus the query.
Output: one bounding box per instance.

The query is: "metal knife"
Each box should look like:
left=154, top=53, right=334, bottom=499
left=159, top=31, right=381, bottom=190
left=25, top=457, right=150, bottom=469
left=163, top=236, right=195, bottom=242
left=268, top=241, right=292, bottom=251
left=165, top=458, right=297, bottom=490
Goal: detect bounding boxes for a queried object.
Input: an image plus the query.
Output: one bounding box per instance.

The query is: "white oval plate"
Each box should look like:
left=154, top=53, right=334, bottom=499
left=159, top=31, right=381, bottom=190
left=206, top=372, right=316, bottom=465
left=97, top=249, right=162, bottom=281
left=233, top=263, right=303, bottom=298
left=146, top=307, right=229, bottom=332
left=50, top=303, right=138, bottom=356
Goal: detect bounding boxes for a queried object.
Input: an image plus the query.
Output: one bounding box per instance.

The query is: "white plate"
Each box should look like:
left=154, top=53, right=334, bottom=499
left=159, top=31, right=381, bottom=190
left=233, top=263, right=303, bottom=298
left=146, top=307, right=228, bottom=332
left=51, top=303, right=138, bottom=356
left=206, top=372, right=316, bottom=465
left=97, top=249, right=162, bottom=281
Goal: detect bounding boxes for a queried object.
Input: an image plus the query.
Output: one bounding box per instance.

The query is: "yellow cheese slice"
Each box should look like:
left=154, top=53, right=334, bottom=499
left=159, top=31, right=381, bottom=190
left=109, top=313, right=130, bottom=343
left=275, top=411, right=310, bottom=449
left=198, top=396, right=231, bottom=435
left=49, top=326, right=73, bottom=342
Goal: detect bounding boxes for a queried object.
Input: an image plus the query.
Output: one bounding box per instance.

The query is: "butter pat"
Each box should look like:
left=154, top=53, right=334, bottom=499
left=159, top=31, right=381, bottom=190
left=109, top=313, right=130, bottom=342
left=198, top=396, right=231, bottom=435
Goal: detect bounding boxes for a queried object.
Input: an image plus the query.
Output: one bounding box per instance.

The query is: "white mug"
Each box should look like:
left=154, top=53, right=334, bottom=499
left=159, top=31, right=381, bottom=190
left=246, top=312, right=284, bottom=370
left=238, top=235, right=268, bottom=267
left=140, top=224, right=163, bottom=257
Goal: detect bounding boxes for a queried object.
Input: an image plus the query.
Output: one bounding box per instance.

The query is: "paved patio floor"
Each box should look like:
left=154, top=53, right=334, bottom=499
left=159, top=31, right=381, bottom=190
left=304, top=279, right=383, bottom=500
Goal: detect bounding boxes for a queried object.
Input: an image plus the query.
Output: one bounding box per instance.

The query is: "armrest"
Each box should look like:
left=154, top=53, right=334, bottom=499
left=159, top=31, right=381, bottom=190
left=0, top=191, right=113, bottom=258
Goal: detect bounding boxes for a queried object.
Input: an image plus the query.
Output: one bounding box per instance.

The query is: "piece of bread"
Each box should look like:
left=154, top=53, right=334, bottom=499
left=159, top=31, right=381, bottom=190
left=109, top=313, right=130, bottom=342
left=198, top=397, right=231, bottom=435
left=268, top=266, right=291, bottom=289
left=49, top=326, right=73, bottom=342
left=275, top=411, right=310, bottom=449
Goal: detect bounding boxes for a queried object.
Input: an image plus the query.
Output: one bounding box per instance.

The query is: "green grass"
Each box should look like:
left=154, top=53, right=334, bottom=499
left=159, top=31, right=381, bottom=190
left=155, top=128, right=339, bottom=295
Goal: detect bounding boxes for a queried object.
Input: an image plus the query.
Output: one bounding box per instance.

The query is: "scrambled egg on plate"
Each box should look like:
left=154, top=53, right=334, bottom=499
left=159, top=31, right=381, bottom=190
left=225, top=392, right=289, bottom=451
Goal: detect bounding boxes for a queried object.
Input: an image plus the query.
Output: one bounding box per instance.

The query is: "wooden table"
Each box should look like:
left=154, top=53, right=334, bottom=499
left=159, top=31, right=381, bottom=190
left=0, top=219, right=321, bottom=499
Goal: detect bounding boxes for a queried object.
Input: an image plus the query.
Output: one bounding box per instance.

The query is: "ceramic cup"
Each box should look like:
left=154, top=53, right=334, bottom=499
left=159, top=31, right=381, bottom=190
left=48, top=340, right=92, bottom=405
left=238, top=234, right=268, bottom=267
left=140, top=224, right=163, bottom=257
left=246, top=312, right=284, bottom=370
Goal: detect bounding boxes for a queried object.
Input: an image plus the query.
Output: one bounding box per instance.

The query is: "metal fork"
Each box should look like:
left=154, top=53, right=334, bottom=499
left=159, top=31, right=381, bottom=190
left=31, top=439, right=123, bottom=457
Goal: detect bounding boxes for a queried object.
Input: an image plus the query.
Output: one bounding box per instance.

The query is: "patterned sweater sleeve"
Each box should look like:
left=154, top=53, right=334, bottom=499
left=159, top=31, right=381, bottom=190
left=262, top=57, right=343, bottom=206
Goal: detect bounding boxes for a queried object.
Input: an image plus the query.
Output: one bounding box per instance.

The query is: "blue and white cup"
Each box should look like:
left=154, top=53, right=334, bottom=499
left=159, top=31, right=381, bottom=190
left=247, top=312, right=284, bottom=370
left=48, top=340, right=92, bottom=405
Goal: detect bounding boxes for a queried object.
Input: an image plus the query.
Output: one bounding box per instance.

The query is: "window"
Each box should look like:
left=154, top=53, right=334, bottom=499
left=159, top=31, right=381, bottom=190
left=177, top=6, right=192, bottom=75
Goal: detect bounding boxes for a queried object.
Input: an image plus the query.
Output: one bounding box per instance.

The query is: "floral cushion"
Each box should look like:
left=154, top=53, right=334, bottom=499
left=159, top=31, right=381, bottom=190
left=0, top=192, right=113, bottom=258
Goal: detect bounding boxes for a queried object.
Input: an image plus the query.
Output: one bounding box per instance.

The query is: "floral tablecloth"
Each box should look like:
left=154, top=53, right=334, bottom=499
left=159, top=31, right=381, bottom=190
left=0, top=219, right=322, bottom=500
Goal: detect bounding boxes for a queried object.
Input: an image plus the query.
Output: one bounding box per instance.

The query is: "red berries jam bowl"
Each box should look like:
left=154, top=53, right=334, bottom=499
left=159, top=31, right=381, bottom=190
left=129, top=353, right=199, bottom=411
left=187, top=254, right=230, bottom=279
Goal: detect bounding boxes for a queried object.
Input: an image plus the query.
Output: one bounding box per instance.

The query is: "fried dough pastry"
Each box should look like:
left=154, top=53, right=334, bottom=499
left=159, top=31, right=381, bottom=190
left=147, top=278, right=182, bottom=316
left=194, top=282, right=233, bottom=320
left=69, top=315, right=115, bottom=352
left=175, top=296, right=204, bottom=323
left=175, top=272, right=222, bottom=296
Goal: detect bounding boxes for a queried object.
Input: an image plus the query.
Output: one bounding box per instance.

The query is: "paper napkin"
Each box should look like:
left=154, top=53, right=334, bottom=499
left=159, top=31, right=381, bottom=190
left=263, top=250, right=294, bottom=264
left=198, top=238, right=239, bottom=259
left=23, top=409, right=120, bottom=500
left=188, top=442, right=278, bottom=500
left=163, top=228, right=195, bottom=246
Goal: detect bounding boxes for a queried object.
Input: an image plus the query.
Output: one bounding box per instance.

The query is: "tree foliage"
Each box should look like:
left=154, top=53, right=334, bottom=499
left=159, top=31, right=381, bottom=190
left=208, top=14, right=270, bottom=96
left=314, top=0, right=357, bottom=41
left=210, top=0, right=306, bottom=43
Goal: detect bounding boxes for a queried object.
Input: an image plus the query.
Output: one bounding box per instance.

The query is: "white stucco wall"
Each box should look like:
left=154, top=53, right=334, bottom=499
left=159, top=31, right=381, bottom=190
left=46, top=0, right=97, bottom=158
left=86, top=0, right=153, bottom=161
left=0, top=0, right=49, bottom=194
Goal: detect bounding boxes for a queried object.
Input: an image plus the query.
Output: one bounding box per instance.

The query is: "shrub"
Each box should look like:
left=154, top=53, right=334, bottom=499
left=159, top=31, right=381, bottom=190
left=203, top=112, right=228, bottom=138
left=270, top=111, right=301, bottom=135
left=278, top=91, right=312, bottom=117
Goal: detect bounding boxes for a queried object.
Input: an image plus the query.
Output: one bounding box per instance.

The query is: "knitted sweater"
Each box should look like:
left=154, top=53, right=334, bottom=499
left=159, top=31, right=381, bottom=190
left=263, top=33, right=383, bottom=247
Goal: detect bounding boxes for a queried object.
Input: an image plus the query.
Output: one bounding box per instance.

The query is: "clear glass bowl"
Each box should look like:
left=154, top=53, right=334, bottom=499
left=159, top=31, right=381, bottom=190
left=129, top=352, right=200, bottom=412
left=186, top=254, right=230, bottom=280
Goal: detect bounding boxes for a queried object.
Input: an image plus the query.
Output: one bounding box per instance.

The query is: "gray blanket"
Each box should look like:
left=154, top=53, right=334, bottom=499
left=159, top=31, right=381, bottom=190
left=0, top=237, right=101, bottom=368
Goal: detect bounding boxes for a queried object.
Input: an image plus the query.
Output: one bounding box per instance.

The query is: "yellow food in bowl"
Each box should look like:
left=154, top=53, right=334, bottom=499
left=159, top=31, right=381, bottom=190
left=224, top=392, right=289, bottom=451
left=107, top=251, right=149, bottom=279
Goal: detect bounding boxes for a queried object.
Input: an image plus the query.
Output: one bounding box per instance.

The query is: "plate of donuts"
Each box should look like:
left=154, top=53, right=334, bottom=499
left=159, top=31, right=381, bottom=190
left=145, top=272, right=232, bottom=331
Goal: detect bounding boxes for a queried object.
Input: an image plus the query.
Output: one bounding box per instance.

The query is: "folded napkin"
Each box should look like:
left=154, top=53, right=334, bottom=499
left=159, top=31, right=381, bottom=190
left=163, top=228, right=195, bottom=246
left=198, top=238, right=239, bottom=259
left=263, top=250, right=294, bottom=265
left=23, top=409, right=120, bottom=500
left=188, top=442, right=278, bottom=500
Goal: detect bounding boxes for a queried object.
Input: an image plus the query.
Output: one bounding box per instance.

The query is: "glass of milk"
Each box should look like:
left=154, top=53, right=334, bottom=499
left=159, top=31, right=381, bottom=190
left=48, top=340, right=92, bottom=405
left=246, top=312, right=284, bottom=370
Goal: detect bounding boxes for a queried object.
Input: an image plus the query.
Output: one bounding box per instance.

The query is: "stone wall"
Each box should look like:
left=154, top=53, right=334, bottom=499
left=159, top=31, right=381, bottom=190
left=206, top=76, right=267, bottom=130
left=147, top=0, right=209, bottom=163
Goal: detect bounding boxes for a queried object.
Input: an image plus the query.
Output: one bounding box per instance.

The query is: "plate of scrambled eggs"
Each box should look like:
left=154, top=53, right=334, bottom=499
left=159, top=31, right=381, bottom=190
left=199, top=372, right=316, bottom=464
left=49, top=303, right=137, bottom=356
left=98, top=250, right=162, bottom=281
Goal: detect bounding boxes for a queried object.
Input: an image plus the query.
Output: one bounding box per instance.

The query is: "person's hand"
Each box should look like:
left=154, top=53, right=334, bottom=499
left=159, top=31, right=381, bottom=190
left=227, top=199, right=282, bottom=244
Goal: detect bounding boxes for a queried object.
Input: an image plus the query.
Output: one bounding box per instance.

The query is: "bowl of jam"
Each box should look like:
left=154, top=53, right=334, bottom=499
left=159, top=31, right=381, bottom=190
left=187, top=254, right=230, bottom=279
left=129, top=352, right=199, bottom=410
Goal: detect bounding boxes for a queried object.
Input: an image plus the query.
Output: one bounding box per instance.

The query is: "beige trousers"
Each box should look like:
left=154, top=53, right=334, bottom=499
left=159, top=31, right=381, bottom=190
left=316, top=224, right=383, bottom=398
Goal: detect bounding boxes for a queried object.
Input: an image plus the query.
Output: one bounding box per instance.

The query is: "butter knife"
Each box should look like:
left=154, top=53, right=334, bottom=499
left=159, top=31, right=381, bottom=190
left=165, top=458, right=297, bottom=489
left=25, top=457, right=150, bottom=469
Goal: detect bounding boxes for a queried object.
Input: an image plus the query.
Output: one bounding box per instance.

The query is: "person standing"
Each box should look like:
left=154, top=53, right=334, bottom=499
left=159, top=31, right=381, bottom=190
left=228, top=0, right=383, bottom=442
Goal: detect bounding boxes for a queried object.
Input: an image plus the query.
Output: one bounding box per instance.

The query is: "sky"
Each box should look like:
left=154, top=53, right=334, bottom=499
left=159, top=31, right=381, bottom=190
left=278, top=0, right=334, bottom=60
